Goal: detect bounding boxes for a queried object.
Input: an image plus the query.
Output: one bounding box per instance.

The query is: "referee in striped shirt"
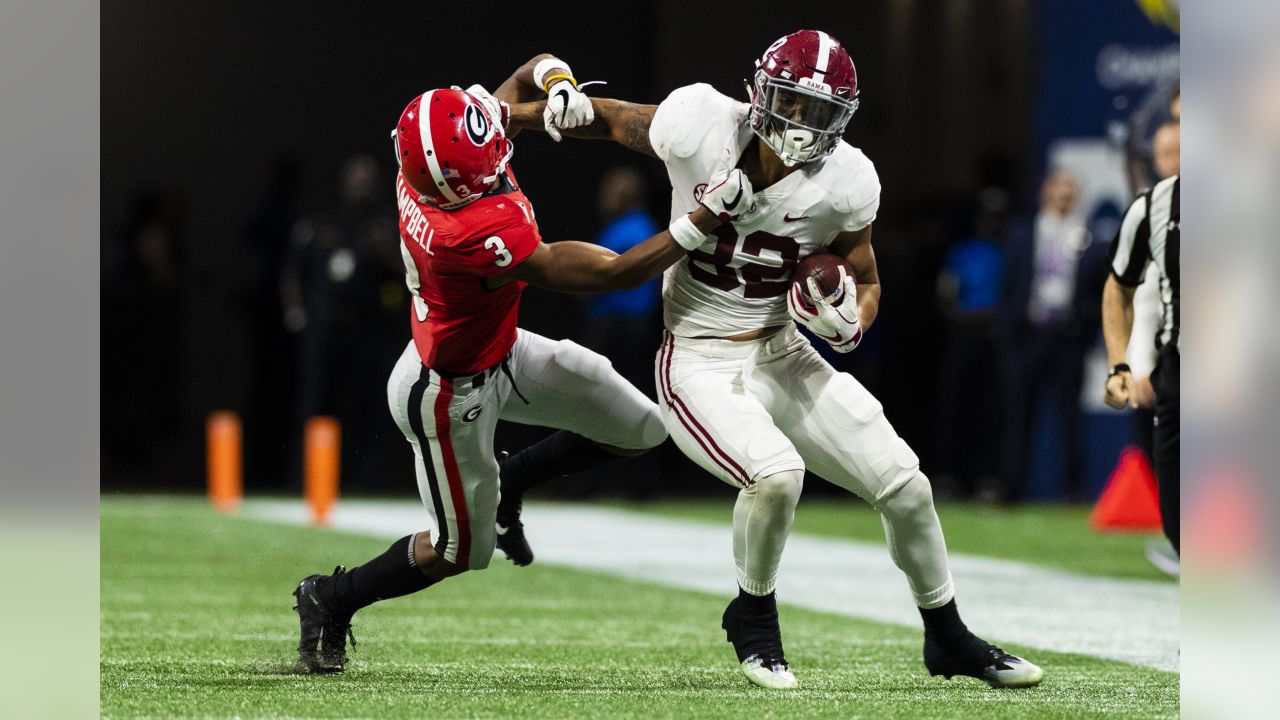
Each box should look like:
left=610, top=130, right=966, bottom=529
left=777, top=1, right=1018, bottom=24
left=1102, top=173, right=1180, bottom=554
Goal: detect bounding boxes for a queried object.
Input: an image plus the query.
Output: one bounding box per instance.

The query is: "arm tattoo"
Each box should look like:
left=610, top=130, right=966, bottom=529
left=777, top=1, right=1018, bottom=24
left=613, top=103, right=657, bottom=158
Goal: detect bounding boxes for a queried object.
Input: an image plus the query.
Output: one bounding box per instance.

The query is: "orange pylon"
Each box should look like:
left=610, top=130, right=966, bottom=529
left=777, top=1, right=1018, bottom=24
left=304, top=416, right=341, bottom=526
left=206, top=411, right=243, bottom=513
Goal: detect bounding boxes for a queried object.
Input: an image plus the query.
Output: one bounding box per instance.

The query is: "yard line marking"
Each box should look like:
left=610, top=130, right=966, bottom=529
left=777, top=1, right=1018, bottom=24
left=246, top=499, right=1179, bottom=672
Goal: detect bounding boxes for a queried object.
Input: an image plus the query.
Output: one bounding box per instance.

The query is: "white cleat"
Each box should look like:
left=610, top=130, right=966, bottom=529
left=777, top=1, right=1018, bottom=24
left=979, top=653, right=1043, bottom=689
left=925, top=635, right=1044, bottom=689
left=740, top=654, right=799, bottom=689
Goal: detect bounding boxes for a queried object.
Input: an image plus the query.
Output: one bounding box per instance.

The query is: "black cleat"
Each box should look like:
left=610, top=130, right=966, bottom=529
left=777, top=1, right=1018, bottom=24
left=495, top=452, right=534, bottom=566
left=495, top=516, right=534, bottom=566
left=292, top=566, right=356, bottom=673
left=923, top=633, right=1043, bottom=688
left=721, top=595, right=797, bottom=689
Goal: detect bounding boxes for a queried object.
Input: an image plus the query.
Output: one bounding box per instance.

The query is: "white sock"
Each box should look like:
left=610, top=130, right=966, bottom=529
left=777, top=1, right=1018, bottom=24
left=733, top=469, right=804, bottom=595
left=879, top=472, right=955, bottom=608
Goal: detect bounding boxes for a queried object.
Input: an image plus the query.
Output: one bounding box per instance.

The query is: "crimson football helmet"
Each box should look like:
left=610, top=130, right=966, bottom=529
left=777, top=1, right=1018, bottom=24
left=748, top=30, right=860, bottom=167
left=392, top=87, right=512, bottom=209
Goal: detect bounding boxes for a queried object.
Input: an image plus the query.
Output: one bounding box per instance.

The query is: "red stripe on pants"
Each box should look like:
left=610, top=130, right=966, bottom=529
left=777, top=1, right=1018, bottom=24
left=434, top=378, right=471, bottom=567
left=660, top=334, right=752, bottom=487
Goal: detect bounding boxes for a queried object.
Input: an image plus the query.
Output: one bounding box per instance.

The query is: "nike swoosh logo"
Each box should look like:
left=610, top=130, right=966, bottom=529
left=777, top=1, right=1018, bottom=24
left=495, top=524, right=510, bottom=535
left=723, top=184, right=743, bottom=210
left=784, top=213, right=810, bottom=222
left=554, top=88, right=569, bottom=111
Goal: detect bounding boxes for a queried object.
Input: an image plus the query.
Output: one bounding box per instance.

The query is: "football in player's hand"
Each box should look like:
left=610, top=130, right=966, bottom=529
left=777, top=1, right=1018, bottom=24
left=792, top=253, right=853, bottom=308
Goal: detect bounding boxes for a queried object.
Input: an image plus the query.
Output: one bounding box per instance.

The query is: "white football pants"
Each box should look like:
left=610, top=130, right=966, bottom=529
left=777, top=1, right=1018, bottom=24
left=655, top=325, right=955, bottom=608
left=388, top=330, right=667, bottom=570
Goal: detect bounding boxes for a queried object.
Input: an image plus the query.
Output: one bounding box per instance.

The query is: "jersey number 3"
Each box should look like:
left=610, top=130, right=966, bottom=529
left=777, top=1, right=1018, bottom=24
left=485, top=236, right=513, bottom=267
left=688, top=226, right=799, bottom=298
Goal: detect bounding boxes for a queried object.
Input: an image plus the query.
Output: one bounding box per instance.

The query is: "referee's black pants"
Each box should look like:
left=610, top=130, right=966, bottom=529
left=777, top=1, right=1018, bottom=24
left=1151, top=346, right=1180, bottom=554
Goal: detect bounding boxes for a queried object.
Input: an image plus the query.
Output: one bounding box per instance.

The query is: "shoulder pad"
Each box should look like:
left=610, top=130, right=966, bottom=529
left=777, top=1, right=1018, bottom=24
left=651, top=83, right=743, bottom=161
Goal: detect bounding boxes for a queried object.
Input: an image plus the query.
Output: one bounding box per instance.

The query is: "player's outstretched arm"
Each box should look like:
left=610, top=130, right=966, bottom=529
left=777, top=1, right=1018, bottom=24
left=509, top=98, right=658, bottom=157
left=493, top=54, right=561, bottom=106
left=490, top=53, right=595, bottom=140
left=828, top=226, right=882, bottom=331
left=501, top=207, right=720, bottom=293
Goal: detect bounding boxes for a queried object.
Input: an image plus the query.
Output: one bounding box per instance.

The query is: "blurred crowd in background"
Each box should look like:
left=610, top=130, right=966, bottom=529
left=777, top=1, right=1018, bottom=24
left=100, top=0, right=1180, bottom=505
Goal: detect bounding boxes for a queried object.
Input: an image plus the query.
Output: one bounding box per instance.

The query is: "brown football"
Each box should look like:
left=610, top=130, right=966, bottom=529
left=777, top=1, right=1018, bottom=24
left=791, top=253, right=853, bottom=307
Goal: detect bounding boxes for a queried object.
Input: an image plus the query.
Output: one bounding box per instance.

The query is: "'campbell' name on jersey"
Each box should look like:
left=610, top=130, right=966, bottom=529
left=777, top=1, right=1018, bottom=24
left=650, top=83, right=881, bottom=337
left=395, top=168, right=540, bottom=374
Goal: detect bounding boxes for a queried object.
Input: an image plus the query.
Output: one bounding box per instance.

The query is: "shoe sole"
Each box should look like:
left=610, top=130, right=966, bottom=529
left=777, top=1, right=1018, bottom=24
left=982, top=667, right=1044, bottom=689
left=741, top=662, right=799, bottom=690
left=930, top=666, right=1044, bottom=689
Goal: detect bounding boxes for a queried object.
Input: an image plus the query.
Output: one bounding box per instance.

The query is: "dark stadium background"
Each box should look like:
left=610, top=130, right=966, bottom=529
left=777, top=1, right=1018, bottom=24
left=101, top=1, right=1175, bottom=500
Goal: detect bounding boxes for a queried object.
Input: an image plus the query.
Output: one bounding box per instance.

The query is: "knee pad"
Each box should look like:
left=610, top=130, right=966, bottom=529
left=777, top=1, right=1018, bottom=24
left=750, top=469, right=805, bottom=509
left=878, top=471, right=936, bottom=520
left=868, top=435, right=923, bottom=504
left=466, top=542, right=494, bottom=572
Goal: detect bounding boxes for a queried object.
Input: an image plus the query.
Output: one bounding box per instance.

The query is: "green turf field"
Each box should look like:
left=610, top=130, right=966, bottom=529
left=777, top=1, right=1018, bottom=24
left=101, top=496, right=1178, bottom=719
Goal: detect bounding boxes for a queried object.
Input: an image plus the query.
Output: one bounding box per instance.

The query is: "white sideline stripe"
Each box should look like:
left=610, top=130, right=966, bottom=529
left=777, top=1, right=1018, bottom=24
left=246, top=500, right=1179, bottom=672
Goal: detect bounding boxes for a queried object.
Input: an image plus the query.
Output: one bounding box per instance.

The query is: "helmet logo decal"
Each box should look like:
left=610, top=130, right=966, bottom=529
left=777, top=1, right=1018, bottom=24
left=464, top=104, right=490, bottom=146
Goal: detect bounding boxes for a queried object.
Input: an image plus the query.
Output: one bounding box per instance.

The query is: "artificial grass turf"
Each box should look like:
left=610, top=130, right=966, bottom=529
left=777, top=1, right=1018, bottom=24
left=101, top=495, right=1177, bottom=719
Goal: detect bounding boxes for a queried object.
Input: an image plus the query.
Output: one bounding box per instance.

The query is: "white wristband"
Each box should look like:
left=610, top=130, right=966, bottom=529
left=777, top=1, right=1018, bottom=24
left=533, top=57, right=572, bottom=92
left=668, top=214, right=709, bottom=251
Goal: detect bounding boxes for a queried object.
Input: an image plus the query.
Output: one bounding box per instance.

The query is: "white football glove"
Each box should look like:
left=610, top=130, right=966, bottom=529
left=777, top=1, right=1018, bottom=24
left=700, top=168, right=756, bottom=222
left=543, top=79, right=594, bottom=142
left=787, top=269, right=863, bottom=352
left=463, top=84, right=510, bottom=129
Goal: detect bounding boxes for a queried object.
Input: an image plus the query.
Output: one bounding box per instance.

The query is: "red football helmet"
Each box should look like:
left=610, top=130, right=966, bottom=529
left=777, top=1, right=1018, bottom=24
left=392, top=88, right=512, bottom=209
left=748, top=30, right=860, bottom=167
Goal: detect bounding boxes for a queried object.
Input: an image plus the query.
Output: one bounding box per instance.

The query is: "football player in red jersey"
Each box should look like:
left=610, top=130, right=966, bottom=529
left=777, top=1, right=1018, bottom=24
left=290, top=54, right=756, bottom=673
left=500, top=32, right=1043, bottom=690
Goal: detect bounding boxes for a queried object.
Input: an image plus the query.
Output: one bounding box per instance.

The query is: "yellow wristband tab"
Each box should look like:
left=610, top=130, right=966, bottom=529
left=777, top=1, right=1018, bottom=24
left=542, top=73, right=577, bottom=93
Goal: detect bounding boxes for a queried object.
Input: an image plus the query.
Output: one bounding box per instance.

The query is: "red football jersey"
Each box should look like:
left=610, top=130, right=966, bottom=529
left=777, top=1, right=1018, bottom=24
left=395, top=168, right=540, bottom=374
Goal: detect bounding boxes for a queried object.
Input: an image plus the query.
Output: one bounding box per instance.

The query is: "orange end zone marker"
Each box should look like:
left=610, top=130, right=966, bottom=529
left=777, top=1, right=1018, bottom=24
left=304, top=416, right=341, bottom=527
left=206, top=411, right=243, bottom=513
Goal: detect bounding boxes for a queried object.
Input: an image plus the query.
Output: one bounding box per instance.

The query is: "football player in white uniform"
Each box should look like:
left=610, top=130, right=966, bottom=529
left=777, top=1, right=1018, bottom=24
left=506, top=30, right=1042, bottom=690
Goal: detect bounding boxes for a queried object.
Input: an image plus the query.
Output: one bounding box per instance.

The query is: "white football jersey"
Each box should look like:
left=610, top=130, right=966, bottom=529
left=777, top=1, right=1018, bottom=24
left=650, top=83, right=881, bottom=337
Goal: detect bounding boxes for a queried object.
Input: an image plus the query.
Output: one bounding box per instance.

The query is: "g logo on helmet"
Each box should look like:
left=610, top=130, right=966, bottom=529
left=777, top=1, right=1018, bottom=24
left=464, top=104, right=490, bottom=146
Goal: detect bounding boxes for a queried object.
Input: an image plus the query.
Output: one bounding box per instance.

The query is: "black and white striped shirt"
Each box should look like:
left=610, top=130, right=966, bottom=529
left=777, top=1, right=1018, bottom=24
left=1110, top=174, right=1180, bottom=351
